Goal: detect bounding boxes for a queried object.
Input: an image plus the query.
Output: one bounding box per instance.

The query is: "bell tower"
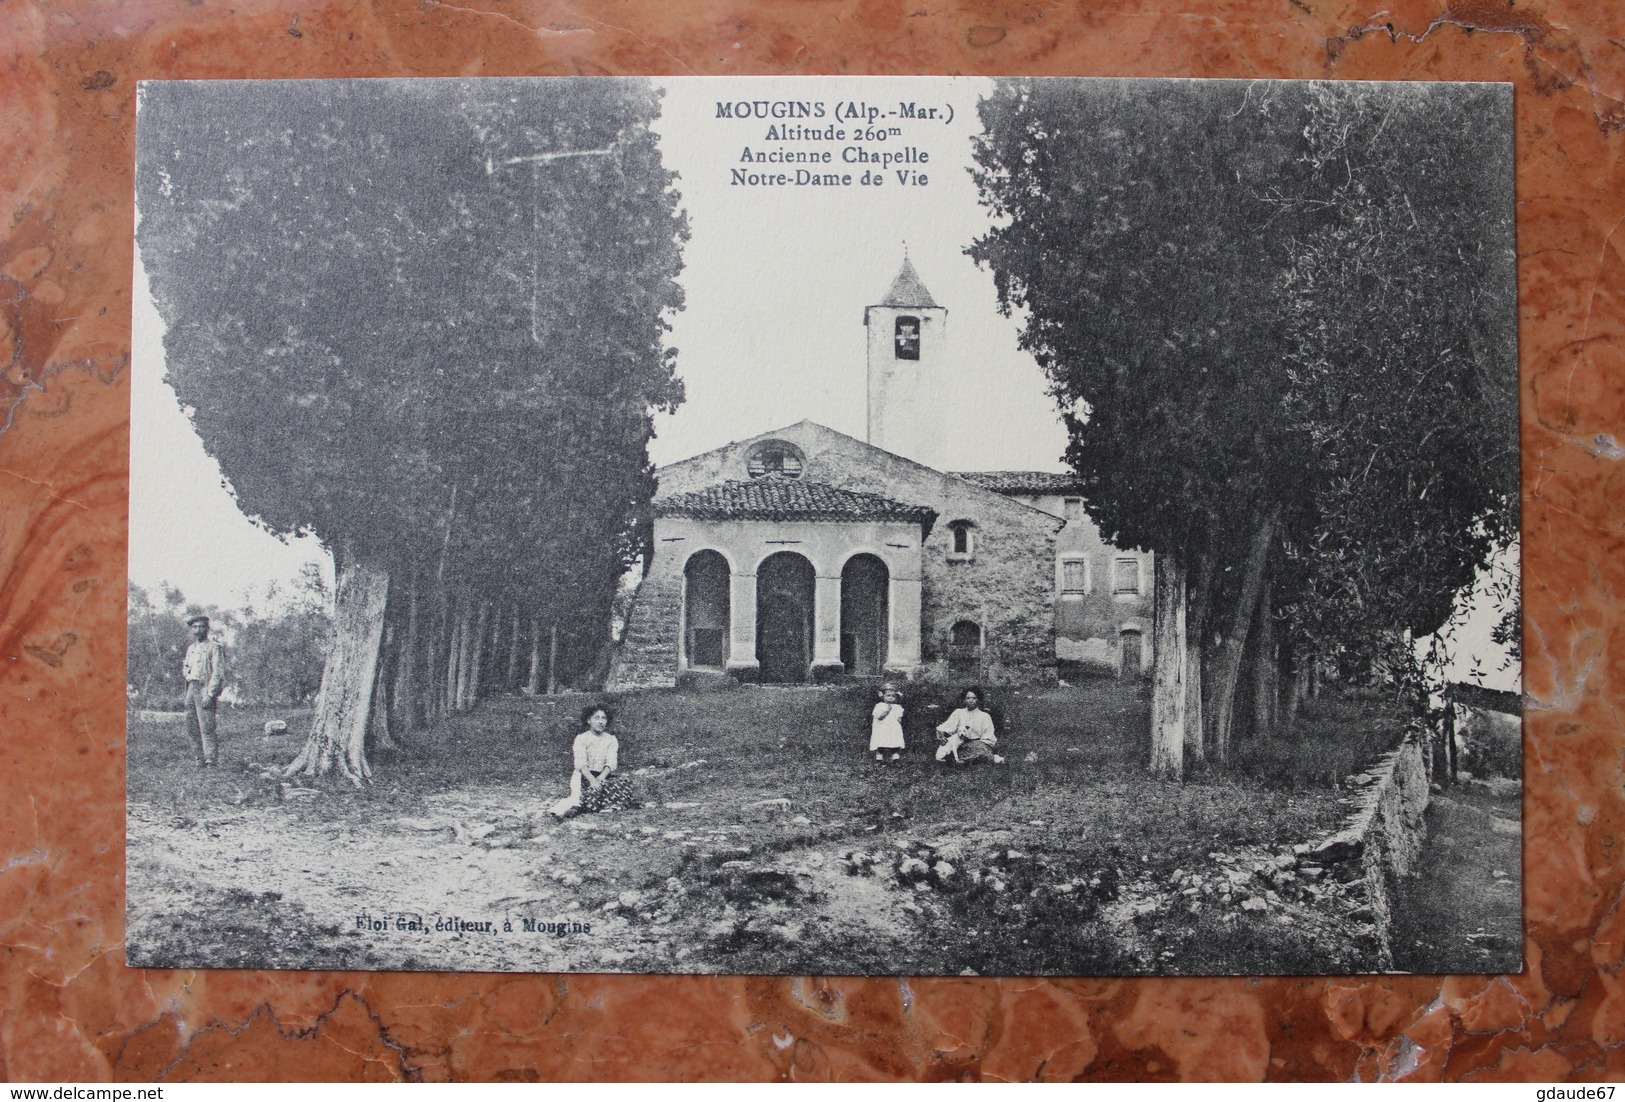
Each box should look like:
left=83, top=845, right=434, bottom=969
left=865, top=255, right=947, bottom=470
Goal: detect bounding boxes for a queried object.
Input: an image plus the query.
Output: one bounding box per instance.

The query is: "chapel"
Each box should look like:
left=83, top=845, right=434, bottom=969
left=607, top=259, right=1153, bottom=689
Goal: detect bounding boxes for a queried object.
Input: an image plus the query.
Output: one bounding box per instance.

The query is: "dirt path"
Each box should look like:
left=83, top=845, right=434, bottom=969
left=125, top=686, right=1426, bottom=976
left=1389, top=778, right=1522, bottom=973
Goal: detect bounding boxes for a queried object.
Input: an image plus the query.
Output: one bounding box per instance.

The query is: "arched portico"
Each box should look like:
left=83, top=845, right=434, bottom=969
left=682, top=550, right=731, bottom=670
left=756, top=551, right=816, bottom=683
left=840, top=553, right=890, bottom=676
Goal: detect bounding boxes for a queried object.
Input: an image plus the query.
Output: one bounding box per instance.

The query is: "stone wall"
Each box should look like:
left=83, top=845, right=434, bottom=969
left=1292, top=725, right=1433, bottom=969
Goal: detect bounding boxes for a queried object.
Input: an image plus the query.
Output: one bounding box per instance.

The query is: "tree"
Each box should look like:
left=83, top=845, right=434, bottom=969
left=232, top=565, right=334, bottom=707
left=136, top=79, right=687, bottom=785
left=969, top=79, right=1517, bottom=776
left=127, top=583, right=241, bottom=708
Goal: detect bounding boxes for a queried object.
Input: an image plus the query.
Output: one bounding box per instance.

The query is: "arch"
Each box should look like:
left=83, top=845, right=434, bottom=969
left=683, top=550, right=731, bottom=670
left=948, top=619, right=983, bottom=679
left=840, top=553, right=890, bottom=677
left=756, top=551, right=815, bottom=683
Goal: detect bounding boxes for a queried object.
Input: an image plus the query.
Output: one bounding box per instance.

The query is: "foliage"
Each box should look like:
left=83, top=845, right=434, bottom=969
left=127, top=582, right=241, bottom=709
left=232, top=564, right=334, bottom=706
left=135, top=78, right=687, bottom=687
left=968, top=79, right=1519, bottom=724
left=127, top=573, right=335, bottom=709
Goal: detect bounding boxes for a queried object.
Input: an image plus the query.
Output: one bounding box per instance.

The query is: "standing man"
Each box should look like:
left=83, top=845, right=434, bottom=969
left=182, top=614, right=227, bottom=767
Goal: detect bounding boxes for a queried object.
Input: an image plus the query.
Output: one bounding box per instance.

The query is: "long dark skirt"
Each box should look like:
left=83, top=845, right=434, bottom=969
left=580, top=774, right=635, bottom=812
left=952, top=739, right=998, bottom=765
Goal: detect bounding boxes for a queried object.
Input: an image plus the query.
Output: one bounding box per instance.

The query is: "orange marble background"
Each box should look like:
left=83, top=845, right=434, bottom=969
left=1, top=0, right=1620, bottom=1082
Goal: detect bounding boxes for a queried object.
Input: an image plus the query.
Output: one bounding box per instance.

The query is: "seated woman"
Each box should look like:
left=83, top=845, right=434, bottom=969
left=935, top=687, right=1005, bottom=765
left=550, top=704, right=635, bottom=817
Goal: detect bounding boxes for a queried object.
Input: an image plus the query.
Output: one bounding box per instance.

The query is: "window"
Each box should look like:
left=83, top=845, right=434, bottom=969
left=1060, top=557, right=1088, bottom=594
left=1063, top=497, right=1082, bottom=521
left=746, top=440, right=805, bottom=479
left=950, top=620, right=982, bottom=647
left=1113, top=556, right=1141, bottom=595
left=947, top=520, right=975, bottom=558
left=894, top=315, right=921, bottom=360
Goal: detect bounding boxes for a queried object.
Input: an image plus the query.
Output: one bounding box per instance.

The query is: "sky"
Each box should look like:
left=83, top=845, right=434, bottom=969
left=126, top=75, right=1518, bottom=689
left=130, top=75, right=1069, bottom=611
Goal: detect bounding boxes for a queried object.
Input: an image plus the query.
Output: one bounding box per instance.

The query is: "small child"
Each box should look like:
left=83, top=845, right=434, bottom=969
left=870, top=684, right=906, bottom=761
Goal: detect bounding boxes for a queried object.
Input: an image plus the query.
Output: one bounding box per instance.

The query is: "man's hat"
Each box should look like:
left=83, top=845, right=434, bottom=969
left=186, top=615, right=210, bottom=628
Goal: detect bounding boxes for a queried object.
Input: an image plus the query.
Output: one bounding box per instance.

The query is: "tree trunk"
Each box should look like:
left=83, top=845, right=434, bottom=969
left=469, top=601, right=491, bottom=706
left=526, top=617, right=543, bottom=695
left=454, top=600, right=476, bottom=711
left=1445, top=690, right=1459, bottom=785
left=392, top=570, right=421, bottom=733
left=1184, top=552, right=1214, bottom=763
left=1149, top=553, right=1186, bottom=780
left=285, top=558, right=390, bottom=787
left=446, top=598, right=465, bottom=713
left=1250, top=582, right=1278, bottom=742
left=1285, top=649, right=1308, bottom=730
left=548, top=622, right=559, bottom=695
left=506, top=605, right=522, bottom=693
left=1206, top=505, right=1280, bottom=763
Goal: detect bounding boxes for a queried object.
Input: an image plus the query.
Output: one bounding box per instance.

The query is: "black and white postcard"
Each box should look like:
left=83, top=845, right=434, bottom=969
left=128, top=76, right=1521, bottom=976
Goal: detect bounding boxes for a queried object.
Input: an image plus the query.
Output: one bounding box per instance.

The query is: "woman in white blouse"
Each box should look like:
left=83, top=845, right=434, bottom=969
left=550, top=703, right=634, bottom=817
left=935, top=687, right=1005, bottom=765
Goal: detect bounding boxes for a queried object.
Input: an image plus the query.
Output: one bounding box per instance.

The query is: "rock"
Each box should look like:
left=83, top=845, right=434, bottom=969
left=898, top=857, right=931, bottom=883
left=791, top=815, right=811, bottom=825
left=662, top=831, right=688, bottom=840
left=1314, top=837, right=1364, bottom=863
left=602, top=900, right=621, bottom=913
left=1023, top=752, right=1038, bottom=763
left=639, top=826, right=659, bottom=835
left=664, top=802, right=701, bottom=810
left=913, top=881, right=932, bottom=892
left=991, top=878, right=1007, bottom=893
left=959, top=968, right=978, bottom=976
left=665, top=877, right=685, bottom=894
left=1293, top=843, right=1310, bottom=855
left=262, top=719, right=288, bottom=736
left=1492, top=869, right=1509, bottom=879
left=619, top=890, right=644, bottom=908
left=932, top=860, right=956, bottom=881
left=1241, top=896, right=1268, bottom=912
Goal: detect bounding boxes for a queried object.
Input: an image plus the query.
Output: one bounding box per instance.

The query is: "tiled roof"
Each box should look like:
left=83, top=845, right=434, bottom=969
left=875, top=258, right=939, bottom=309
left=955, top=471, right=1089, bottom=495
left=657, top=477, right=937, bottom=526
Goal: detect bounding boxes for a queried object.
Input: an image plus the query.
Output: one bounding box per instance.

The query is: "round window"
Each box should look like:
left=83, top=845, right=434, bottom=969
left=746, top=440, right=805, bottom=479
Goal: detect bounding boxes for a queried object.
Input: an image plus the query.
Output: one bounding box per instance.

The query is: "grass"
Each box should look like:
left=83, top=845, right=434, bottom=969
left=126, top=680, right=1417, bottom=976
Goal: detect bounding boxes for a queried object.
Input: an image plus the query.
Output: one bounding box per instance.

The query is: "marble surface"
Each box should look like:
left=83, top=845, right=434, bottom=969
left=1, top=0, right=1621, bottom=1082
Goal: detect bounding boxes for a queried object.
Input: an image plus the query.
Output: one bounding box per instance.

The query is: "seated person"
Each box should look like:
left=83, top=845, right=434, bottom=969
left=935, top=687, right=1005, bottom=765
left=550, top=704, right=634, bottom=817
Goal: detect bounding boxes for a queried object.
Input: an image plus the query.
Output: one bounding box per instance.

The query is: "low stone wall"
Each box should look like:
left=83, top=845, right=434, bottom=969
left=1293, top=724, right=1432, bottom=969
